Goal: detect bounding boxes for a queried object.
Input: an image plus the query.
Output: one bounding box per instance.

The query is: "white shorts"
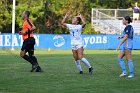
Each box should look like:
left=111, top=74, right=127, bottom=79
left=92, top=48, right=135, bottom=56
left=71, top=44, right=83, bottom=50
left=133, top=13, right=139, bottom=20
left=71, top=40, right=83, bottom=50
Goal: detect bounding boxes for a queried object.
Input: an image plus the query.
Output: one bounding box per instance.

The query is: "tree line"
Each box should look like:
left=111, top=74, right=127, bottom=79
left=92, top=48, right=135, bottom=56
left=0, top=0, right=139, bottom=34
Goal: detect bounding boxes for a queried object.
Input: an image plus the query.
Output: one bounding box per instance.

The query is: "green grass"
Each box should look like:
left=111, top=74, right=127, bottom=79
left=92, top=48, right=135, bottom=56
left=0, top=49, right=140, bottom=93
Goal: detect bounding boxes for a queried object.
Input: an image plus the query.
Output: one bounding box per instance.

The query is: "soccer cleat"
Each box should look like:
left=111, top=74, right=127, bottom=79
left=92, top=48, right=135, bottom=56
left=89, top=67, right=93, bottom=75
left=30, top=64, right=38, bottom=72
left=79, top=71, right=83, bottom=74
left=35, top=66, right=43, bottom=72
left=119, top=73, right=127, bottom=77
left=128, top=75, right=134, bottom=78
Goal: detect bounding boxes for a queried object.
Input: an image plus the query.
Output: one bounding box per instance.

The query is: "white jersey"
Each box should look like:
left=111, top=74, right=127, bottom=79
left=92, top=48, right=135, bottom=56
left=66, top=24, right=83, bottom=46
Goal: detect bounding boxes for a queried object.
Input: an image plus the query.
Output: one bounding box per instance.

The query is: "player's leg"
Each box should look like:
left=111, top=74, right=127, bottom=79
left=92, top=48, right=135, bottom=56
left=28, top=43, right=42, bottom=72
left=133, top=13, right=136, bottom=23
left=138, top=14, right=139, bottom=22
left=125, top=49, right=134, bottom=78
left=136, top=14, right=139, bottom=22
left=28, top=49, right=42, bottom=72
left=72, top=49, right=83, bottom=74
left=20, top=41, right=35, bottom=65
left=118, top=49, right=126, bottom=77
left=77, top=47, right=93, bottom=75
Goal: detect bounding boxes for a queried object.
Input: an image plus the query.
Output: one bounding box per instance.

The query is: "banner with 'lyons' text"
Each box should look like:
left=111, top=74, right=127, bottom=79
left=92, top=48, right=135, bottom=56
left=0, top=34, right=140, bottom=49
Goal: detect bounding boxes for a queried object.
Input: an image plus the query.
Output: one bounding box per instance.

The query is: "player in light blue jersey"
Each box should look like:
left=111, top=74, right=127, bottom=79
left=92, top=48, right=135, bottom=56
left=117, top=16, right=134, bottom=78
left=61, top=12, right=93, bottom=75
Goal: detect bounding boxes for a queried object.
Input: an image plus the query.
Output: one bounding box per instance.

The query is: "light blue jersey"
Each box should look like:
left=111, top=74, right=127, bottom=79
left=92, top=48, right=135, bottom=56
left=122, top=25, right=134, bottom=49
left=118, top=24, right=134, bottom=77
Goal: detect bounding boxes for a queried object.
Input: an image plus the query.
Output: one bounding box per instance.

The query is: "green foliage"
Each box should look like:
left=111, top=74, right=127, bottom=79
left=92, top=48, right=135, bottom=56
left=0, top=0, right=140, bottom=34
left=16, top=0, right=45, bottom=33
left=83, top=23, right=99, bottom=34
left=0, top=0, right=12, bottom=33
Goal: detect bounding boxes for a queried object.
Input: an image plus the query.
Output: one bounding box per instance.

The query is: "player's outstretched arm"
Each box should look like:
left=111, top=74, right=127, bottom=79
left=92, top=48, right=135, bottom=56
left=61, top=12, right=70, bottom=26
left=77, top=13, right=86, bottom=28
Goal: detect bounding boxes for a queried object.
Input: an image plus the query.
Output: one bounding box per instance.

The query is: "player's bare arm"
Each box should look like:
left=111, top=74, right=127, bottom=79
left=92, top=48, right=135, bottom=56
left=77, top=13, right=86, bottom=28
left=19, top=23, right=36, bottom=35
left=117, top=34, right=128, bottom=50
left=61, top=12, right=70, bottom=26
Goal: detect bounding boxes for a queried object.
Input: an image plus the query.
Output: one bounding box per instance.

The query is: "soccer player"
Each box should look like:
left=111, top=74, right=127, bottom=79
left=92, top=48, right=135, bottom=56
left=116, top=16, right=134, bottom=78
left=19, top=11, right=42, bottom=72
left=61, top=12, right=93, bottom=75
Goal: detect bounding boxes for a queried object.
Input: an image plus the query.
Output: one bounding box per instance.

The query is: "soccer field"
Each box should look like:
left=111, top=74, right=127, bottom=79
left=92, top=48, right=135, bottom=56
left=0, top=49, right=140, bottom=93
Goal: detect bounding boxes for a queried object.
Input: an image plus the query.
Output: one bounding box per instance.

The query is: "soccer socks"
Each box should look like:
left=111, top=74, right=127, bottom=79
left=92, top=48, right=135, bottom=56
left=22, top=55, right=35, bottom=65
left=30, top=55, right=39, bottom=65
left=75, top=60, right=82, bottom=71
left=128, top=60, right=134, bottom=75
left=81, top=58, right=91, bottom=68
left=118, top=58, right=126, bottom=73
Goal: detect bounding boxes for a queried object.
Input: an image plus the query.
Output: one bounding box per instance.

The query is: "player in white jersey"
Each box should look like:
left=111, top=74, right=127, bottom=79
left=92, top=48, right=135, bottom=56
left=61, top=12, right=93, bottom=75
